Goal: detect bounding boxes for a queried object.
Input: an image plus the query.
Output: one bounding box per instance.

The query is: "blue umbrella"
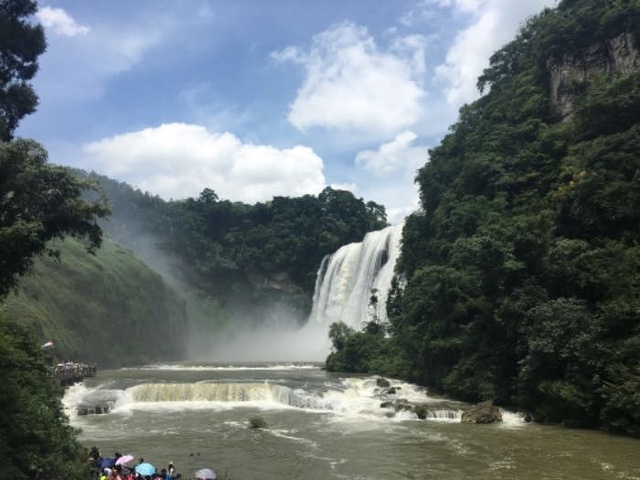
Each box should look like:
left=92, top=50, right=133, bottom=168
left=99, top=458, right=116, bottom=469
left=135, top=462, right=156, bottom=477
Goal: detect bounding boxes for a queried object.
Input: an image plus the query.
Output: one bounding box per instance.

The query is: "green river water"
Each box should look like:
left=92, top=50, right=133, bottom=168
left=64, top=364, right=640, bottom=480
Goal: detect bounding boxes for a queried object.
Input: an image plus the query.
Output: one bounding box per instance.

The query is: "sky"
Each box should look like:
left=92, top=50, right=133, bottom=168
left=19, top=0, right=557, bottom=223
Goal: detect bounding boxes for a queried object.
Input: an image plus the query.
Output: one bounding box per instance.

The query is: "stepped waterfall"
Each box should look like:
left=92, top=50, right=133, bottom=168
left=309, top=222, right=404, bottom=330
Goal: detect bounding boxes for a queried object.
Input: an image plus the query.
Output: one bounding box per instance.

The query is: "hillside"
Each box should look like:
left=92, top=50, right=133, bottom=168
left=327, top=0, right=640, bottom=435
left=0, top=238, right=188, bottom=367
left=80, top=172, right=387, bottom=326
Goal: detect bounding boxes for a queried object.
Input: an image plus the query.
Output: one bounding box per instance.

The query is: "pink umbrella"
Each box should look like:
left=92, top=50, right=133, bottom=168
left=115, top=455, right=134, bottom=466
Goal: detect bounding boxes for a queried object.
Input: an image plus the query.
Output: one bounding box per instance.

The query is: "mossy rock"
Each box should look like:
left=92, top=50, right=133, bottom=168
left=248, top=415, right=267, bottom=429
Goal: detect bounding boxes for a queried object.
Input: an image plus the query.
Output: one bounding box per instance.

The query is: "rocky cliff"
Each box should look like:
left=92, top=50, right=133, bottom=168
left=548, top=33, right=640, bottom=119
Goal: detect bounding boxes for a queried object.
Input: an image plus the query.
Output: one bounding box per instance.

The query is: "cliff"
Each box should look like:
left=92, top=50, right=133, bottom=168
left=549, top=32, right=640, bottom=119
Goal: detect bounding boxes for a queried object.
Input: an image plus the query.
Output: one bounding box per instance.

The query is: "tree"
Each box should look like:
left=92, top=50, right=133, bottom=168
left=0, top=0, right=46, bottom=140
left=0, top=139, right=109, bottom=298
left=0, top=3, right=110, bottom=478
left=0, top=315, right=90, bottom=480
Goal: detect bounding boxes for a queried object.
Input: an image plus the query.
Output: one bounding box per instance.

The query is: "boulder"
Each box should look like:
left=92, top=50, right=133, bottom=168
left=376, top=378, right=391, bottom=388
left=461, top=401, right=502, bottom=424
left=413, top=404, right=428, bottom=420
left=379, top=399, right=412, bottom=413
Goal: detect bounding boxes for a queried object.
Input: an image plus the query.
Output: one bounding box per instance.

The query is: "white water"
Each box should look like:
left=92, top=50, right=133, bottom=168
left=310, top=223, right=404, bottom=330
left=63, top=374, right=471, bottom=423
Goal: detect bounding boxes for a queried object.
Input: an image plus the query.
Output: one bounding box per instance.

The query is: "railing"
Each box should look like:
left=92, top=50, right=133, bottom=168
left=51, top=362, right=97, bottom=386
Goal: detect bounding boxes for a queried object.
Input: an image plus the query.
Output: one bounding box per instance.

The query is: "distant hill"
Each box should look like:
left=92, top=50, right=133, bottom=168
left=78, top=171, right=387, bottom=328
left=0, top=238, right=188, bottom=367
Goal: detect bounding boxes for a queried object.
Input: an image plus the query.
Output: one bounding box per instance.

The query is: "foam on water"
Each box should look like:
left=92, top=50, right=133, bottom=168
left=499, top=410, right=527, bottom=428
left=62, top=383, right=125, bottom=419
left=63, top=375, right=466, bottom=423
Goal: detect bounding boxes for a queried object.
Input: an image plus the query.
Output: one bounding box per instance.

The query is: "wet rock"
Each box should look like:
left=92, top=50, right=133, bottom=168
left=461, top=401, right=502, bottom=424
left=413, top=404, right=428, bottom=419
left=379, top=399, right=413, bottom=414
left=376, top=378, right=391, bottom=388
left=248, top=414, right=267, bottom=429
left=77, top=403, right=111, bottom=416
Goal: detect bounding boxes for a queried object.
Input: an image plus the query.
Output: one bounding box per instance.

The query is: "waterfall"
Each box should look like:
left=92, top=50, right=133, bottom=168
left=125, top=382, right=321, bottom=408
left=309, top=222, right=404, bottom=330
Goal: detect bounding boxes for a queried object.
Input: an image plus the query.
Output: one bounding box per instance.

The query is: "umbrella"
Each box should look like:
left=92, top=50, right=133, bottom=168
left=99, top=458, right=116, bottom=469
left=116, top=454, right=134, bottom=466
left=195, top=468, right=217, bottom=480
left=135, top=462, right=156, bottom=477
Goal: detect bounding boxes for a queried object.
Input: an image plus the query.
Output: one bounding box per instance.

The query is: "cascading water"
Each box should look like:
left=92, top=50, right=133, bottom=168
left=309, top=222, right=404, bottom=330
left=65, top=375, right=468, bottom=421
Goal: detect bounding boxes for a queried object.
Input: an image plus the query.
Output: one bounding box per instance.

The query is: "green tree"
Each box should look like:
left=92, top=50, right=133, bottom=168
left=0, top=316, right=90, bottom=480
left=0, top=0, right=46, bottom=140
left=0, top=139, right=109, bottom=298
left=0, top=2, right=110, bottom=478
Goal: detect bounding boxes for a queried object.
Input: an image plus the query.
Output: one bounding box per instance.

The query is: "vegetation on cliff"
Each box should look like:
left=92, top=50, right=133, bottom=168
left=327, top=0, right=640, bottom=436
left=1, top=238, right=188, bottom=366
left=87, top=172, right=387, bottom=319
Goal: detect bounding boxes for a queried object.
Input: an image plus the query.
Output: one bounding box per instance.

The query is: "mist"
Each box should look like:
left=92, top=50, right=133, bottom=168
left=200, top=320, right=331, bottom=363
left=100, top=214, right=330, bottom=363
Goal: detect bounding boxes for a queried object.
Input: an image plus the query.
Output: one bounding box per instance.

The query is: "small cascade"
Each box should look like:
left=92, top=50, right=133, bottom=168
left=310, top=222, right=404, bottom=330
left=64, top=377, right=479, bottom=423
left=125, top=382, right=324, bottom=409
left=423, top=409, right=464, bottom=421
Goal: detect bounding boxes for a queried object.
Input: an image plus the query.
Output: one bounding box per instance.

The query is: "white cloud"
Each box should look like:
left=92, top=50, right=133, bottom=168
left=433, top=0, right=555, bottom=105
left=36, top=6, right=90, bottom=36
left=355, top=131, right=425, bottom=175
left=272, top=22, right=426, bottom=136
left=35, top=23, right=161, bottom=102
left=83, top=123, right=326, bottom=203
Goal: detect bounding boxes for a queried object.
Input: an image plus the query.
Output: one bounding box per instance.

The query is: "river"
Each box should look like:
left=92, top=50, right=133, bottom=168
left=64, top=364, right=640, bottom=480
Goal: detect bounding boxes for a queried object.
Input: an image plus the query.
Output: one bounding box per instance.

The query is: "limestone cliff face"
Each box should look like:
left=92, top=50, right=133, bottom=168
left=247, top=270, right=299, bottom=294
left=548, top=33, right=640, bottom=119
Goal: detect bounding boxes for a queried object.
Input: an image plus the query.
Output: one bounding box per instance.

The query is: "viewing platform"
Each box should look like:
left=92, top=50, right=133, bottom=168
left=51, top=362, right=97, bottom=387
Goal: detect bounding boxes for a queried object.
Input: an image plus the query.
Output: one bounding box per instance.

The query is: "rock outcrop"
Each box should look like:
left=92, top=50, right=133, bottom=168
left=548, top=33, right=640, bottom=119
left=461, top=401, right=503, bottom=424
left=375, top=378, right=465, bottom=420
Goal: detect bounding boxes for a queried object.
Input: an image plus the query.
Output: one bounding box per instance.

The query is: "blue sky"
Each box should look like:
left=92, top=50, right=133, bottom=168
left=19, top=0, right=556, bottom=222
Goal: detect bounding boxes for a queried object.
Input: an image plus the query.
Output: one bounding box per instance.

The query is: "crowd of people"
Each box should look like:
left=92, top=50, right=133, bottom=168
left=89, top=447, right=188, bottom=480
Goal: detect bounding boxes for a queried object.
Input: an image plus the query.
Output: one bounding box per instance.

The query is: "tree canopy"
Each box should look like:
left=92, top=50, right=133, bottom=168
left=89, top=171, right=387, bottom=318
left=0, top=140, right=109, bottom=298
left=0, top=0, right=45, bottom=141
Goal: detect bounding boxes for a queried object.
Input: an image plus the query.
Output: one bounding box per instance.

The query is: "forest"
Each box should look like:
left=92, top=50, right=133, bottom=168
left=87, top=172, right=387, bottom=321
left=327, top=0, right=640, bottom=436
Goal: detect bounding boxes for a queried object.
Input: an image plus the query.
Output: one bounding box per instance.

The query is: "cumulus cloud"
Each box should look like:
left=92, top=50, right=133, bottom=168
left=433, top=0, right=555, bottom=105
left=83, top=123, right=326, bottom=203
left=355, top=131, right=425, bottom=175
left=272, top=22, right=426, bottom=136
left=36, top=6, right=90, bottom=36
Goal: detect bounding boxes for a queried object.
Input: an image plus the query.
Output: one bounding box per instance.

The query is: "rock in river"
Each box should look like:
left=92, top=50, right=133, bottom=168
left=461, top=401, right=502, bottom=424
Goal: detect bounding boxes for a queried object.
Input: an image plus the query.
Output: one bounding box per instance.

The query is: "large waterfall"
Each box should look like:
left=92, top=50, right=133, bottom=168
left=309, top=223, right=404, bottom=330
